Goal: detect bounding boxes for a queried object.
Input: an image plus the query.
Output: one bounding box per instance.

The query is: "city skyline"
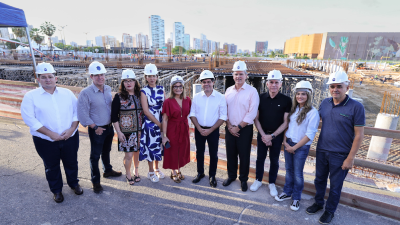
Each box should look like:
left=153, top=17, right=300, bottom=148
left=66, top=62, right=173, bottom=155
left=1, top=0, right=399, bottom=51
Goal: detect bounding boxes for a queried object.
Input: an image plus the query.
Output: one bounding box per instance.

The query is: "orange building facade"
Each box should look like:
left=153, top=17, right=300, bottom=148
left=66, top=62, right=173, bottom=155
left=283, top=33, right=323, bottom=58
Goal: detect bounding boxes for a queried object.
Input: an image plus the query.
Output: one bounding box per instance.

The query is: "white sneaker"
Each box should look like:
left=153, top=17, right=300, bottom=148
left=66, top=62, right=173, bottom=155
left=250, top=180, right=262, bottom=192
left=274, top=192, right=292, bottom=202
left=269, top=183, right=278, bottom=197
left=290, top=200, right=300, bottom=211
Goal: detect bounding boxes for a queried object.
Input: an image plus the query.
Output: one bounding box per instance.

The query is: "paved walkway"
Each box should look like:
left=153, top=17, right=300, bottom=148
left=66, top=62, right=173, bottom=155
left=0, top=117, right=399, bottom=225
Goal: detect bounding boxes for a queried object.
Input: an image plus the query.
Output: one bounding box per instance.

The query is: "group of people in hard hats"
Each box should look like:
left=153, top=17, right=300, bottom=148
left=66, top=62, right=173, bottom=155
left=21, top=59, right=364, bottom=225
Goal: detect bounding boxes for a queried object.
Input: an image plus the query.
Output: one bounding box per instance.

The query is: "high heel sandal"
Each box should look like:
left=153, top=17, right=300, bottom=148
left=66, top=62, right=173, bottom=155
left=170, top=172, right=181, bottom=183
left=177, top=171, right=185, bottom=180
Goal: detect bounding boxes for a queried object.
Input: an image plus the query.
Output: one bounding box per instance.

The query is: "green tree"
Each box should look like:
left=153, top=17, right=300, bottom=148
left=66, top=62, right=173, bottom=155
left=6, top=39, right=21, bottom=49
left=171, top=46, right=186, bottom=55
left=54, top=43, right=65, bottom=49
left=11, top=28, right=26, bottom=45
left=40, top=22, right=56, bottom=52
left=29, top=28, right=44, bottom=47
left=270, top=51, right=275, bottom=58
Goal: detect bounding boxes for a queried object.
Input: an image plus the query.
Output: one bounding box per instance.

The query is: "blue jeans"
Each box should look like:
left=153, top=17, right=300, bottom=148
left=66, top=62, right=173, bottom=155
left=88, top=126, right=114, bottom=184
left=283, top=139, right=310, bottom=200
left=314, top=150, right=349, bottom=213
left=33, top=132, right=79, bottom=193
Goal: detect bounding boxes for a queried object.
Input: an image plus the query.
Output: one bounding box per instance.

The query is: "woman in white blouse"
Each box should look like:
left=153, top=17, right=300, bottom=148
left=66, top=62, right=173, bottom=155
left=274, top=81, right=320, bottom=212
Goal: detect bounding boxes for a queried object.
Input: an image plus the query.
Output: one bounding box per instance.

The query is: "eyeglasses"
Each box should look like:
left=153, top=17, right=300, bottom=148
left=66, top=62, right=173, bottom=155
left=173, top=85, right=183, bottom=90
left=123, top=79, right=136, bottom=83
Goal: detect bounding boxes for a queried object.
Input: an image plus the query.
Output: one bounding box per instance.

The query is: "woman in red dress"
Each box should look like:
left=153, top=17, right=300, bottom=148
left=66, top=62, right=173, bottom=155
left=162, top=76, right=191, bottom=183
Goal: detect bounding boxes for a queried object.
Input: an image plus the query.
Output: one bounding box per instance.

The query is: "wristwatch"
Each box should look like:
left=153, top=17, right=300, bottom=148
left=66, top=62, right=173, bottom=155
left=93, top=125, right=98, bottom=130
left=238, top=124, right=243, bottom=130
left=271, top=134, right=276, bottom=139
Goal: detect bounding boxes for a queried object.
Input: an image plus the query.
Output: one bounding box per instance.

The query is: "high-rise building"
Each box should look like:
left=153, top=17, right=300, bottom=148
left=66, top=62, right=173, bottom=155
left=230, top=44, right=237, bottom=54
left=0, top=28, right=10, bottom=39
left=184, top=34, right=190, bottom=50
left=102, top=35, right=116, bottom=47
left=136, top=33, right=150, bottom=49
left=122, top=33, right=133, bottom=48
left=149, top=15, right=165, bottom=49
left=223, top=43, right=229, bottom=53
left=173, top=22, right=185, bottom=48
left=70, top=41, right=77, bottom=47
left=255, top=41, right=268, bottom=54
left=51, top=36, right=59, bottom=44
left=207, top=40, right=216, bottom=53
left=95, top=36, right=103, bottom=47
left=200, top=34, right=208, bottom=52
left=86, top=40, right=92, bottom=46
left=193, top=38, right=201, bottom=50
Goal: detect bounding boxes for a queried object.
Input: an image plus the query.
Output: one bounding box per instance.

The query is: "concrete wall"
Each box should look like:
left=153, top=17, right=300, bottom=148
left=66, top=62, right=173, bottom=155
left=318, top=32, right=400, bottom=60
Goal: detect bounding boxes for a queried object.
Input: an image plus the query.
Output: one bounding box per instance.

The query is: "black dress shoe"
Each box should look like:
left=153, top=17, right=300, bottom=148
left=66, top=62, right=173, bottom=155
left=222, top=178, right=236, bottom=187
left=103, top=170, right=122, bottom=178
left=209, top=176, right=217, bottom=188
left=71, top=184, right=83, bottom=195
left=92, top=183, right=103, bottom=194
left=319, top=211, right=334, bottom=224
left=53, top=192, right=64, bottom=203
left=192, top=174, right=205, bottom=183
left=241, top=181, right=248, bottom=192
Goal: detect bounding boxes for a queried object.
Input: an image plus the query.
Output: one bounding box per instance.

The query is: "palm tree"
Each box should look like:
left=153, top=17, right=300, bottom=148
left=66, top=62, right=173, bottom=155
left=11, top=27, right=26, bottom=42
left=29, top=28, right=44, bottom=49
left=40, top=22, right=56, bottom=53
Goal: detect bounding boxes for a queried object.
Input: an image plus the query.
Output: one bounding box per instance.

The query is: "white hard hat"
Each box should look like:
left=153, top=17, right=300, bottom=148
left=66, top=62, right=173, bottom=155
left=36, top=62, right=56, bottom=74
left=121, top=69, right=136, bottom=80
left=232, top=61, right=247, bottom=71
left=199, top=70, right=214, bottom=81
left=144, top=63, right=158, bottom=75
left=88, top=61, right=107, bottom=75
left=294, top=80, right=313, bottom=93
left=170, top=75, right=184, bottom=85
left=326, top=70, right=349, bottom=84
left=267, top=70, right=283, bottom=80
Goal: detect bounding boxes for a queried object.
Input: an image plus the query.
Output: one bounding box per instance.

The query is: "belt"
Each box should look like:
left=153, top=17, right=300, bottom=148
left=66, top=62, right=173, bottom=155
left=99, top=123, right=112, bottom=128
left=265, top=130, right=274, bottom=134
left=200, top=126, right=212, bottom=129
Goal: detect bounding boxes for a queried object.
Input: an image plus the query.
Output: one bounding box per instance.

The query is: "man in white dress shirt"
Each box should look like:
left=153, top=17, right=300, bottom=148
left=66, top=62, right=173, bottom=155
left=21, top=63, right=83, bottom=203
left=189, top=70, right=227, bottom=187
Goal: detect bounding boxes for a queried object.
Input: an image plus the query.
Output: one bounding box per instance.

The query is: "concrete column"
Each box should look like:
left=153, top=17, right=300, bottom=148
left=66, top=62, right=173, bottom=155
left=367, top=113, right=400, bottom=161
left=87, top=77, right=93, bottom=86
left=346, top=89, right=353, bottom=98
left=352, top=63, right=356, bottom=72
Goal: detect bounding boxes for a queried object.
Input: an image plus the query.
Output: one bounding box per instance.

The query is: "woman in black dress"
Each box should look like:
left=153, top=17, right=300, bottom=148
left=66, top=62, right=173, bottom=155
left=111, top=70, right=143, bottom=185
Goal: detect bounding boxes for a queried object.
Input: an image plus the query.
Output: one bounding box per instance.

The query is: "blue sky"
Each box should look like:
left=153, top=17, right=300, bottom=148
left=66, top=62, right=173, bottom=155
left=3, top=0, right=399, bottom=51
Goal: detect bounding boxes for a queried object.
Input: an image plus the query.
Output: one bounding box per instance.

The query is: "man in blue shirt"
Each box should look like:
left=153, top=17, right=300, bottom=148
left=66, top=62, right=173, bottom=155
left=306, top=70, right=365, bottom=224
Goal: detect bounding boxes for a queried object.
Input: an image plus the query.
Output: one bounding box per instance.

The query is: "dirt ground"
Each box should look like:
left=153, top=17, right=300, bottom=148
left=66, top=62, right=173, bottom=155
left=350, top=73, right=400, bottom=129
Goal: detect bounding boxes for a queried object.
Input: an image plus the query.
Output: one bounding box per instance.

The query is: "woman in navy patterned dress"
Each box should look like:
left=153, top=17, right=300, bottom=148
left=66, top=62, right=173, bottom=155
left=139, top=64, right=166, bottom=182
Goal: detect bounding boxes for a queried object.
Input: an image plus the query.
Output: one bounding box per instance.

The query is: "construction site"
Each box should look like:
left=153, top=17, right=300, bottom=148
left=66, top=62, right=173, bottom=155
left=2, top=48, right=400, bottom=222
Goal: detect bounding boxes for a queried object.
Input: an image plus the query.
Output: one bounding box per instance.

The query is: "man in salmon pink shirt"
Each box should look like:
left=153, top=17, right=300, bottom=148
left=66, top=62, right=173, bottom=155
left=223, top=61, right=259, bottom=192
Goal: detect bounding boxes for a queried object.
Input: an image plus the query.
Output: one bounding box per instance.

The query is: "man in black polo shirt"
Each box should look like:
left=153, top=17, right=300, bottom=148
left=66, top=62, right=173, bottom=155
left=251, top=70, right=292, bottom=197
